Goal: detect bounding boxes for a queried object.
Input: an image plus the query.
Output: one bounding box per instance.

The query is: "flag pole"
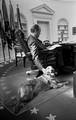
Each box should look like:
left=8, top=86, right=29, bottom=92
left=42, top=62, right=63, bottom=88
left=16, top=4, right=23, bottom=30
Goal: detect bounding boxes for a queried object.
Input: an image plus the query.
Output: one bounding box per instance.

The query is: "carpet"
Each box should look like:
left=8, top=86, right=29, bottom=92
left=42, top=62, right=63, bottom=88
left=3, top=82, right=71, bottom=116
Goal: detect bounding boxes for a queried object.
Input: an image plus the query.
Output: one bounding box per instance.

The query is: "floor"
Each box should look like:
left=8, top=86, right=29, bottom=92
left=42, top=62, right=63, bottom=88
left=0, top=59, right=76, bottom=120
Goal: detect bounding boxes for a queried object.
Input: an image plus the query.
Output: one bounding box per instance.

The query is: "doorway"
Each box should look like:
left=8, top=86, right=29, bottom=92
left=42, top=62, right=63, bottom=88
left=37, top=21, right=50, bottom=42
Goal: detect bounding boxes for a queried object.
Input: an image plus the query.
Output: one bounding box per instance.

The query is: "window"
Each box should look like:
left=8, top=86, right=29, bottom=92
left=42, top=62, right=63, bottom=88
left=58, top=18, right=68, bottom=42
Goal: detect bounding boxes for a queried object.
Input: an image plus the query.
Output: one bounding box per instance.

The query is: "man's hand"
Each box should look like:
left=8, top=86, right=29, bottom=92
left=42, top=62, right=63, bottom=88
left=42, top=68, right=46, bottom=74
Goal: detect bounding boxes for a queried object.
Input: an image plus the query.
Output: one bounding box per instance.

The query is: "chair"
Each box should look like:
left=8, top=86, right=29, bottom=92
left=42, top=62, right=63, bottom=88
left=43, top=40, right=51, bottom=47
left=14, top=45, right=26, bottom=67
left=14, top=29, right=37, bottom=69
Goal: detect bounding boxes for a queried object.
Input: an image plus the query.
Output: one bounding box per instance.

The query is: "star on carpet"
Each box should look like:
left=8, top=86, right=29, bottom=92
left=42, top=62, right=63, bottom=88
left=30, top=107, right=39, bottom=114
left=46, top=113, right=56, bottom=120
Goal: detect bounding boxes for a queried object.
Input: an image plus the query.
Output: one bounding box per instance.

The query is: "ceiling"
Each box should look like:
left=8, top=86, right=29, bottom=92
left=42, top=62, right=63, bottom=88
left=55, top=0, right=76, bottom=1
left=42, top=0, right=76, bottom=2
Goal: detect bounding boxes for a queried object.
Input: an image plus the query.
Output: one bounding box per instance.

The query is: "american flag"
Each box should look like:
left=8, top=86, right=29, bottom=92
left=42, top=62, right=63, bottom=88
left=9, top=0, right=15, bottom=30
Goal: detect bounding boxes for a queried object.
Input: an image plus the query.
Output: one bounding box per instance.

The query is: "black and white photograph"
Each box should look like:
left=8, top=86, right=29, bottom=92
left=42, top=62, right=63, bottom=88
left=0, top=0, right=76, bottom=120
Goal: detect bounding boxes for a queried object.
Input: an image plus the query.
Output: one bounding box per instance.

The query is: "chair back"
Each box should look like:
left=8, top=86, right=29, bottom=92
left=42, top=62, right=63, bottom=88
left=15, top=29, right=30, bottom=54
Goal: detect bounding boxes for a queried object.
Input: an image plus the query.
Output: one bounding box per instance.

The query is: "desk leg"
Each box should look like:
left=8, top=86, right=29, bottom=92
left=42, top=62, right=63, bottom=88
left=73, top=46, right=76, bottom=67
left=16, top=57, right=17, bottom=66
left=23, top=57, right=26, bottom=67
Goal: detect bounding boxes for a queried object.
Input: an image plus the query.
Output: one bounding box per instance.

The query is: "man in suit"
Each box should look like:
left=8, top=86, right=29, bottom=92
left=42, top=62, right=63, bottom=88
left=27, top=24, right=50, bottom=75
left=27, top=24, right=64, bottom=75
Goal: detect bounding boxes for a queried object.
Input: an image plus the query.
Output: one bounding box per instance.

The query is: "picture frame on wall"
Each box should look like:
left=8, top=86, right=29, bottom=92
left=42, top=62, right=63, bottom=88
left=72, top=27, right=76, bottom=35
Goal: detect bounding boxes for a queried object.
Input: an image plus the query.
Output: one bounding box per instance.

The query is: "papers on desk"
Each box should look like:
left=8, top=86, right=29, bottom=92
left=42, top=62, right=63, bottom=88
left=61, top=40, right=76, bottom=44
left=47, top=44, right=61, bottom=50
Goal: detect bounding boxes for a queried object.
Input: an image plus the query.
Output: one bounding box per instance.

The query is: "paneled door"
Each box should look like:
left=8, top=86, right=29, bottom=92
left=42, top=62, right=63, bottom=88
left=37, top=21, right=50, bottom=42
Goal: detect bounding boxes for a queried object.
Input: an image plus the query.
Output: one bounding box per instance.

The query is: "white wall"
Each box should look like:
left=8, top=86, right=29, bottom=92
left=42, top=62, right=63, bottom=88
left=49, top=1, right=76, bottom=42
left=3, top=0, right=76, bottom=42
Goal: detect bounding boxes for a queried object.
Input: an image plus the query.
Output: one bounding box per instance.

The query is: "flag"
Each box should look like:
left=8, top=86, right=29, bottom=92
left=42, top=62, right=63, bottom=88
left=0, top=10, right=6, bottom=62
left=9, top=0, right=15, bottom=30
left=2, top=0, right=9, bottom=22
left=0, top=10, right=3, bottom=26
left=16, top=4, right=22, bottom=29
left=0, top=10, right=3, bottom=33
left=2, top=0, right=9, bottom=31
left=0, top=9, right=6, bottom=45
left=2, top=0, right=12, bottom=51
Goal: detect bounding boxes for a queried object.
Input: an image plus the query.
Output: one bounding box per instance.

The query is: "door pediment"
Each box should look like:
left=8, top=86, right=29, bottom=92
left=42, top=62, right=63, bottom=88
left=31, top=4, right=54, bottom=15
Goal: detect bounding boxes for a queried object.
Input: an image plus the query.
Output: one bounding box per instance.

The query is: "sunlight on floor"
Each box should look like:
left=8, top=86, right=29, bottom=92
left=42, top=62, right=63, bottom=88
left=64, top=88, right=74, bottom=98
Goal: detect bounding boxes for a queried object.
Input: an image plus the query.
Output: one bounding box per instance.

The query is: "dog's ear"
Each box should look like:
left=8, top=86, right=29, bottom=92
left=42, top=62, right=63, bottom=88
left=51, top=68, right=55, bottom=73
left=46, top=66, right=55, bottom=74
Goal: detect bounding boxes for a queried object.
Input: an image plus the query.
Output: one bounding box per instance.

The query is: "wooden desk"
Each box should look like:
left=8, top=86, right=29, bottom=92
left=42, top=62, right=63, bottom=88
left=56, top=43, right=76, bottom=73
left=39, top=43, right=76, bottom=73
